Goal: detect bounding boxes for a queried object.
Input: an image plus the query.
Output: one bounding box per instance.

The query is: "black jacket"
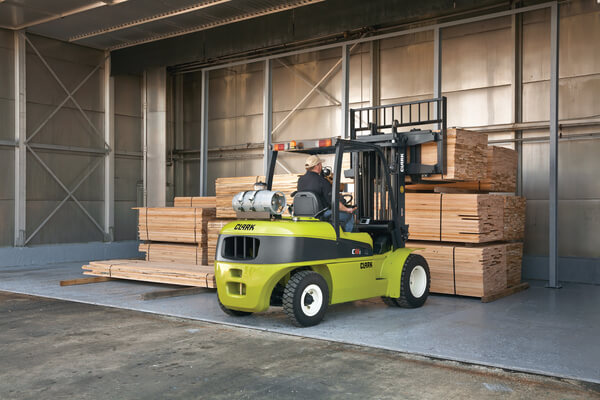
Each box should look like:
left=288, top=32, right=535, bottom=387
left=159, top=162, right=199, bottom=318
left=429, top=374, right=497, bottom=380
left=297, top=171, right=332, bottom=209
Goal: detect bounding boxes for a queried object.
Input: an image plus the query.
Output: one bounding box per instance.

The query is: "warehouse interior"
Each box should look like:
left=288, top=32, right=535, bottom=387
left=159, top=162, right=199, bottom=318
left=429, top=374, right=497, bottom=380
left=0, top=0, right=599, bottom=388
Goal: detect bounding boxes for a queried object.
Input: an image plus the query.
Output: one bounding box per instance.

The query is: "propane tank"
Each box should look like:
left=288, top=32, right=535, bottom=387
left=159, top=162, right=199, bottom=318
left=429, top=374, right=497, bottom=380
left=232, top=190, right=287, bottom=216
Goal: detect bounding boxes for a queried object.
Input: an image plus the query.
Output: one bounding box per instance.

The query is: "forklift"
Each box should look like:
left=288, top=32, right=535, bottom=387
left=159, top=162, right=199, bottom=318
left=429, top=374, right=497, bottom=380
left=215, top=97, right=447, bottom=326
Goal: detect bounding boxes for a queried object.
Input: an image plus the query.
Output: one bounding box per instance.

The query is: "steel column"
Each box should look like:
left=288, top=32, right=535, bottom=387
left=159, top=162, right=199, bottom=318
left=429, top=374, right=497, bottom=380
left=14, top=31, right=26, bottom=247
left=341, top=44, right=350, bottom=138
left=104, top=51, right=114, bottom=241
left=145, top=67, right=168, bottom=207
left=548, top=2, right=560, bottom=288
left=511, top=12, right=524, bottom=196
left=369, top=40, right=380, bottom=107
left=263, top=59, right=273, bottom=175
left=199, top=69, right=209, bottom=196
left=433, top=27, right=442, bottom=126
left=174, top=74, right=185, bottom=197
left=142, top=71, right=148, bottom=206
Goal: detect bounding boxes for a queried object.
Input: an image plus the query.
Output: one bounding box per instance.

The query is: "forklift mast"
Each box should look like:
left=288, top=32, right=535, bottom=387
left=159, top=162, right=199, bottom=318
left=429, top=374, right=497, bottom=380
left=347, top=97, right=447, bottom=249
left=265, top=97, right=447, bottom=250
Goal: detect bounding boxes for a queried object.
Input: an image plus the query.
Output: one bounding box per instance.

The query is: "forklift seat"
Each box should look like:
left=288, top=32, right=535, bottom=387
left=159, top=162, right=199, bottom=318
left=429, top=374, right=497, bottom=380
left=293, top=191, right=321, bottom=217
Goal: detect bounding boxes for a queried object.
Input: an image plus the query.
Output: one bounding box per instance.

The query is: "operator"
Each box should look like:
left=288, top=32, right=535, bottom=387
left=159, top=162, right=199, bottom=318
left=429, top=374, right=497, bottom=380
left=297, top=155, right=356, bottom=232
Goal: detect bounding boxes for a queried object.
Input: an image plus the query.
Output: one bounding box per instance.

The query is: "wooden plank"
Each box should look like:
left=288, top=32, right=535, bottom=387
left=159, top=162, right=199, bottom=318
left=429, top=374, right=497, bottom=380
left=505, top=242, right=524, bottom=287
left=408, top=242, right=454, bottom=294
left=60, top=277, right=113, bottom=286
left=481, top=282, right=529, bottom=303
left=139, top=286, right=210, bottom=300
left=137, top=207, right=216, bottom=244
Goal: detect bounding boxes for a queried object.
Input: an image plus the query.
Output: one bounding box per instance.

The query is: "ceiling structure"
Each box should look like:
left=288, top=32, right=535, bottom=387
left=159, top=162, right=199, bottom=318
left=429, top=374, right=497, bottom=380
left=0, top=0, right=325, bottom=50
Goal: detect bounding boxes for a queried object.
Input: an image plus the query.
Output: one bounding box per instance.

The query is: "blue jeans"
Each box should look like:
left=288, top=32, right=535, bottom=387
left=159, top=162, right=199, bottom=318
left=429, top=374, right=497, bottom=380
left=323, top=210, right=355, bottom=232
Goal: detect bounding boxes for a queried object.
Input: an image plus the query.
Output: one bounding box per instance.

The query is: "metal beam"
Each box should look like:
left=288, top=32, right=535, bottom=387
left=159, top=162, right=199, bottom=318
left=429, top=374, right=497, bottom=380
left=369, top=40, right=380, bottom=107
left=511, top=11, right=523, bottom=196
left=433, top=27, right=442, bottom=126
left=104, top=51, right=115, bottom=242
left=263, top=59, right=273, bottom=176
left=142, top=71, right=148, bottom=206
left=200, top=69, right=209, bottom=196
left=14, top=31, right=26, bottom=247
left=548, top=2, right=560, bottom=289
left=145, top=67, right=167, bottom=207
left=341, top=44, right=350, bottom=138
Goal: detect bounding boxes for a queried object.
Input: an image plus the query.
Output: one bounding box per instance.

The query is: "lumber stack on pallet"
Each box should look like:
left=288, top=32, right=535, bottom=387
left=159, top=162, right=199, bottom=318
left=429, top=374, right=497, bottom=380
left=407, top=145, right=518, bottom=192
left=137, top=207, right=215, bottom=243
left=82, top=260, right=216, bottom=288
left=420, top=128, right=488, bottom=182
left=215, top=174, right=299, bottom=218
left=174, top=196, right=217, bottom=208
left=207, top=219, right=234, bottom=265
left=405, top=193, right=518, bottom=243
left=408, top=241, right=523, bottom=298
left=138, top=242, right=208, bottom=266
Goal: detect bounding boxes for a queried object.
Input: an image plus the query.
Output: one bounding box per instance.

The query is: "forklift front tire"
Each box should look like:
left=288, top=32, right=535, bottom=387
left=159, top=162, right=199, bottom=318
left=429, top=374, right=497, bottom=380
left=283, top=270, right=329, bottom=327
left=396, top=254, right=430, bottom=308
left=218, top=298, right=252, bottom=317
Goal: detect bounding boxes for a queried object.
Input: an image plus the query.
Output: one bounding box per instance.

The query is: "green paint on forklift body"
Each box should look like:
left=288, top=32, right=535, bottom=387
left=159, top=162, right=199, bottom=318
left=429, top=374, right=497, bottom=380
left=215, top=218, right=414, bottom=313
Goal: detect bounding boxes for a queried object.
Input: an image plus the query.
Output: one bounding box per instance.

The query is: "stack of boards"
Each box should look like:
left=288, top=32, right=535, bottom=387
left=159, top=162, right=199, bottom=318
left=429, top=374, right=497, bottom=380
left=403, top=129, right=525, bottom=299
left=82, top=197, right=222, bottom=288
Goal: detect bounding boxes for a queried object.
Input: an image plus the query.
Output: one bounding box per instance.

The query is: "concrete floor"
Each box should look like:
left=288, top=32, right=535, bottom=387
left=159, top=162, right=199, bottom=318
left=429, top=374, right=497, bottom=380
left=0, top=262, right=599, bottom=386
left=2, top=292, right=598, bottom=400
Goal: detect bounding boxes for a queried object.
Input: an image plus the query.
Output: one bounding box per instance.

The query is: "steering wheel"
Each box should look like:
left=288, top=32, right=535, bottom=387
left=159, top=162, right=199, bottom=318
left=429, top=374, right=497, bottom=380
left=341, top=194, right=354, bottom=207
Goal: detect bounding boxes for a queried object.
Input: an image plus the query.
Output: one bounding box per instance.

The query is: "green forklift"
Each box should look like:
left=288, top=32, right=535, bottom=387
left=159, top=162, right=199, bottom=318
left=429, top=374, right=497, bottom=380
left=215, top=98, right=447, bottom=326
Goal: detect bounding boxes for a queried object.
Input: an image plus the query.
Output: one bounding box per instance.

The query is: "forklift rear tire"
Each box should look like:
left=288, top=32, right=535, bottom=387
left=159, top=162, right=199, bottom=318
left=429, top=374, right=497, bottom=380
left=218, top=298, right=252, bottom=317
left=283, top=270, right=329, bottom=327
left=381, top=296, right=399, bottom=307
left=396, top=254, right=430, bottom=308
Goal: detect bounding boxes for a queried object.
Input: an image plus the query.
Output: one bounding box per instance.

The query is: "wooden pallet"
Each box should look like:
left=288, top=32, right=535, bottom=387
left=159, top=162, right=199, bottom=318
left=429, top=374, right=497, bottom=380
left=82, top=259, right=216, bottom=288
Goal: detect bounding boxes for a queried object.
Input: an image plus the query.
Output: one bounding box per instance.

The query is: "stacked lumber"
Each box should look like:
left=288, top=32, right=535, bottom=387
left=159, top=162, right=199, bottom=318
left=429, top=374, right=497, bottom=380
left=207, top=219, right=234, bottom=265
left=138, top=242, right=207, bottom=266
left=215, top=174, right=299, bottom=218
left=420, top=128, right=488, bottom=182
left=174, top=196, right=217, bottom=208
left=505, top=242, right=524, bottom=287
left=405, top=193, right=505, bottom=243
left=503, top=196, right=526, bottom=241
left=137, top=207, right=215, bottom=243
left=441, top=194, right=503, bottom=243
left=409, top=241, right=519, bottom=298
left=407, top=146, right=518, bottom=192
left=82, top=259, right=216, bottom=288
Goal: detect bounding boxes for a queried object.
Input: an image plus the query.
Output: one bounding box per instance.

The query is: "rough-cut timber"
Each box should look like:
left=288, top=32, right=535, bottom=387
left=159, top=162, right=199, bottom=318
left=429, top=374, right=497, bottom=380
left=505, top=242, right=524, bottom=287
left=408, top=242, right=454, bottom=295
left=139, top=242, right=207, bottom=266
left=420, top=128, right=488, bottom=182
left=137, top=207, right=215, bottom=244
left=454, top=244, right=506, bottom=297
left=407, top=241, right=520, bottom=299
left=216, top=174, right=298, bottom=218
left=407, top=145, right=518, bottom=192
left=406, top=193, right=442, bottom=241
left=441, top=194, right=504, bottom=243
left=174, top=196, right=216, bottom=208
left=406, top=193, right=504, bottom=243
left=82, top=260, right=216, bottom=288
left=207, top=219, right=234, bottom=265
left=503, top=196, right=526, bottom=242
